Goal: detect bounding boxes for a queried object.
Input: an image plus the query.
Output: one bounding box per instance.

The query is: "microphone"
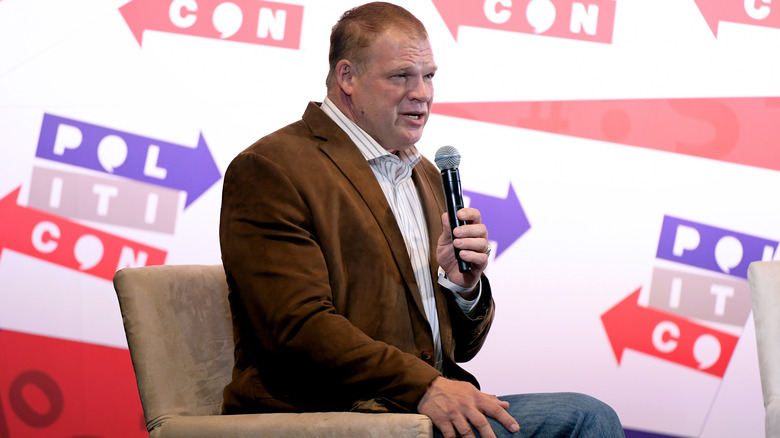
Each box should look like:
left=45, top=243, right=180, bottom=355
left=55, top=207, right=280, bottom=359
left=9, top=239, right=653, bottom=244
left=434, top=146, right=471, bottom=273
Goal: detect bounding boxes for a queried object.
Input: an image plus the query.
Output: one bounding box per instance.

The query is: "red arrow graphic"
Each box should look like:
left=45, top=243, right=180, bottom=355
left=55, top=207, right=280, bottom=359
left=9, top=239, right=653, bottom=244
left=432, top=97, right=780, bottom=172
left=431, top=0, right=615, bottom=43
left=120, top=0, right=303, bottom=49
left=694, top=0, right=780, bottom=37
left=601, top=288, right=739, bottom=378
left=0, top=187, right=166, bottom=281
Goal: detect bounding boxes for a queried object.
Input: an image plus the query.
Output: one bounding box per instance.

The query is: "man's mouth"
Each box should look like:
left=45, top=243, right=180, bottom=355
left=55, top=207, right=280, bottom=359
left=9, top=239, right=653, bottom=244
left=404, top=113, right=423, bottom=120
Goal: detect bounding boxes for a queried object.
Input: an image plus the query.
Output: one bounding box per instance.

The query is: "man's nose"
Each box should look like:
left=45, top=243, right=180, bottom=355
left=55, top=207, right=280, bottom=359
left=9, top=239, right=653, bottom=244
left=408, top=77, right=432, bottom=102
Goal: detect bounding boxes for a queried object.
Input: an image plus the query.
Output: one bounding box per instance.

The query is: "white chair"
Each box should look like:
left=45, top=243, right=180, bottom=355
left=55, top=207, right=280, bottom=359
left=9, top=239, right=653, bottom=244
left=113, top=264, right=433, bottom=437
left=749, top=260, right=780, bottom=438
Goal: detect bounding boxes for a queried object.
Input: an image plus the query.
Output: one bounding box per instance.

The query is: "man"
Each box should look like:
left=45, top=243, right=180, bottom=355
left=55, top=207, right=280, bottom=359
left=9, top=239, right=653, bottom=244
left=219, top=2, right=624, bottom=437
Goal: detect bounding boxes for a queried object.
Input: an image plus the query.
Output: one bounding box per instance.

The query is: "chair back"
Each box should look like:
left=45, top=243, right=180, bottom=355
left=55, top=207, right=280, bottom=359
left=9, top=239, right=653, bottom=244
left=749, top=260, right=780, bottom=438
left=113, top=264, right=233, bottom=432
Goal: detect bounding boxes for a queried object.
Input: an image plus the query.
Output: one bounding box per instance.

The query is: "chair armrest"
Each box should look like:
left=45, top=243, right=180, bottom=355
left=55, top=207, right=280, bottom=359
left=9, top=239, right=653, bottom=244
left=150, top=412, right=433, bottom=438
left=766, top=397, right=780, bottom=438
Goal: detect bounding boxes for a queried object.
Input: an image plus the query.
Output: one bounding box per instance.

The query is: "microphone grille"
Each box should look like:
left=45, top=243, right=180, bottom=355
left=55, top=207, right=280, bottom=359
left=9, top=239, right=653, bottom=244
left=434, top=146, right=461, bottom=170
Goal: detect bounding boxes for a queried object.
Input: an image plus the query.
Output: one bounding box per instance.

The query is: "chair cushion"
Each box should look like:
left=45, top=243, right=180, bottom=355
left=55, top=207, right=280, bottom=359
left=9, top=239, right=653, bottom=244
left=151, top=412, right=433, bottom=438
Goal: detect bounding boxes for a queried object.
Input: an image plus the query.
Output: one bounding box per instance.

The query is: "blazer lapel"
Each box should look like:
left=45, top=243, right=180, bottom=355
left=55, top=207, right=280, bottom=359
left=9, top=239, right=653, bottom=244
left=413, top=161, right=455, bottom=355
left=302, top=102, right=428, bottom=317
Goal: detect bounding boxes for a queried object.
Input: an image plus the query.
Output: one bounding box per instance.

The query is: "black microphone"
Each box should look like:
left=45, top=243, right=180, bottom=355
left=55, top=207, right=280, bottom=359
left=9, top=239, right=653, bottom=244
left=434, top=146, right=471, bottom=273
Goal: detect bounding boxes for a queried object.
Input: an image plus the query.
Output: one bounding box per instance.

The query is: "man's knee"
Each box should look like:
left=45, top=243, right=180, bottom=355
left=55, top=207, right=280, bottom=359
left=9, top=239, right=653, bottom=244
left=495, top=392, right=624, bottom=437
left=560, top=393, right=624, bottom=435
left=565, top=392, right=614, bottom=413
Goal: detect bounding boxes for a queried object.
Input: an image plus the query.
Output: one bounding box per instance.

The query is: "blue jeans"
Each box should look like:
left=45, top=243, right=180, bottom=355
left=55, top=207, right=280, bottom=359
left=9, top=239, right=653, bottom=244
left=433, top=392, right=625, bottom=437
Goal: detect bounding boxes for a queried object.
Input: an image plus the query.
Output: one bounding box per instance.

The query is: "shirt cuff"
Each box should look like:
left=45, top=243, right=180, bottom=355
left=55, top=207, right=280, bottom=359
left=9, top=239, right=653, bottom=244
left=437, top=267, right=481, bottom=315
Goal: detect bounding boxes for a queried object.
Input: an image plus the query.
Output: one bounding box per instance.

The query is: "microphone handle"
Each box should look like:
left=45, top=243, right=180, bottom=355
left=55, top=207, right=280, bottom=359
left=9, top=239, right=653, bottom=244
left=441, top=168, right=472, bottom=273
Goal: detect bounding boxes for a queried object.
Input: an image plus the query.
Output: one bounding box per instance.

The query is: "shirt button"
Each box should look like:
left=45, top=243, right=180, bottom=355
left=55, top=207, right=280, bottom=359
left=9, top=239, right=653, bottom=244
left=421, top=350, right=432, bottom=361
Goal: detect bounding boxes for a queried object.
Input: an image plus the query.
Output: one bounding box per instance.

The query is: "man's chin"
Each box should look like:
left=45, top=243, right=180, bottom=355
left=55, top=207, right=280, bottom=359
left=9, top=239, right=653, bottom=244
left=402, top=130, right=425, bottom=146
left=396, top=138, right=423, bottom=152
left=383, top=127, right=425, bottom=152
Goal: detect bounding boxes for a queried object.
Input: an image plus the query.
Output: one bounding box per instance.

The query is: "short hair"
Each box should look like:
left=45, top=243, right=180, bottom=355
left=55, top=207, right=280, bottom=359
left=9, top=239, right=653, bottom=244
left=326, top=2, right=428, bottom=90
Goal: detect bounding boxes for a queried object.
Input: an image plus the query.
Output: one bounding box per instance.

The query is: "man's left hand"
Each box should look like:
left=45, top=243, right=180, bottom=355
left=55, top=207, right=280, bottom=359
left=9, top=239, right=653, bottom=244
left=436, top=208, right=490, bottom=297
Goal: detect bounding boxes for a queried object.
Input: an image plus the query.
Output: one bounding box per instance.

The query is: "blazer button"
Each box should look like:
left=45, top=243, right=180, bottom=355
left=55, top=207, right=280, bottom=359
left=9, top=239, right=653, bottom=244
left=421, top=350, right=433, bottom=361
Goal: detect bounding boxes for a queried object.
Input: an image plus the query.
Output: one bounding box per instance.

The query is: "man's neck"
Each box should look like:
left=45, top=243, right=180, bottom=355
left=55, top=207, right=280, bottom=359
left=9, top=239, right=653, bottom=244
left=326, top=90, right=356, bottom=126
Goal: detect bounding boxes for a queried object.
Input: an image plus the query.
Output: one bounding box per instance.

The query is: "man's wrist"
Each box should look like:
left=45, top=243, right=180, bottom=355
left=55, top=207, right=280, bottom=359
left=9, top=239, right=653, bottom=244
left=437, top=270, right=474, bottom=294
left=437, top=267, right=481, bottom=311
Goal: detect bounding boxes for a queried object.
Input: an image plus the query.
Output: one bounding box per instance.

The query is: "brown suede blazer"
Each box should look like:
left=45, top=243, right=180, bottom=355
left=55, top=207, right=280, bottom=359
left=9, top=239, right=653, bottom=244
left=219, top=102, right=495, bottom=415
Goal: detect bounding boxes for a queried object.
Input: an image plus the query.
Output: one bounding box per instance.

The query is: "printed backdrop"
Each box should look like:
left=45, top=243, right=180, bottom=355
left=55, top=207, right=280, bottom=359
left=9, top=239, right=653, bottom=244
left=1, top=0, right=778, bottom=436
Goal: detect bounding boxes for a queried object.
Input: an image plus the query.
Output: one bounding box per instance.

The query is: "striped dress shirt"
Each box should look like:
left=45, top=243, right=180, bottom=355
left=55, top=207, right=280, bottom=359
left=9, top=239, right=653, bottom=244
left=321, top=98, right=445, bottom=369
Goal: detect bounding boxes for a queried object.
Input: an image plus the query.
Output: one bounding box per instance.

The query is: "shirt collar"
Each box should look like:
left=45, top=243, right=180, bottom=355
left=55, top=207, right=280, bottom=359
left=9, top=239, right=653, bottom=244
left=321, top=97, right=421, bottom=168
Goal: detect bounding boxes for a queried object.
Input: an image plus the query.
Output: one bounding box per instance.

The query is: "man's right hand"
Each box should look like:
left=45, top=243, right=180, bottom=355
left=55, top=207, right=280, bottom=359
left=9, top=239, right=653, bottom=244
left=417, top=377, right=520, bottom=438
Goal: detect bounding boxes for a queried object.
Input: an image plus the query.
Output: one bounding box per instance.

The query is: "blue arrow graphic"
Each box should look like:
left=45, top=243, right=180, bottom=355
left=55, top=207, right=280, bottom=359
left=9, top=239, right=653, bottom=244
left=35, top=113, right=221, bottom=208
left=464, top=183, right=530, bottom=258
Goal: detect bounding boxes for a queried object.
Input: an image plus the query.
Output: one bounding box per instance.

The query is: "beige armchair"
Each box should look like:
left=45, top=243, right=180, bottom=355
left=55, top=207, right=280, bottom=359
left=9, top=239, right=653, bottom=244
left=113, top=264, right=433, bottom=437
left=749, top=261, right=780, bottom=438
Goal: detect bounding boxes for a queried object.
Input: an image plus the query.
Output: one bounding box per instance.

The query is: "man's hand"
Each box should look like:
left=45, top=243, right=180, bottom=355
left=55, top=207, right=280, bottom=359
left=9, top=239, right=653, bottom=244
left=437, top=208, right=490, bottom=295
left=417, top=377, right=519, bottom=438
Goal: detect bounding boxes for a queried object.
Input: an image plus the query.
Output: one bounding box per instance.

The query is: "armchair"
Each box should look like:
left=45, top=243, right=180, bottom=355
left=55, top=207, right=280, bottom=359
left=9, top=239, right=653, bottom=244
left=748, top=260, right=780, bottom=438
left=113, top=264, right=433, bottom=437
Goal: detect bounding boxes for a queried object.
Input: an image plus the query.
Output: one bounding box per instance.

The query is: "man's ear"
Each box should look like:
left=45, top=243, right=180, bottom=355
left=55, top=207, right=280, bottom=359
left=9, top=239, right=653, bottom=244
left=335, top=59, right=355, bottom=96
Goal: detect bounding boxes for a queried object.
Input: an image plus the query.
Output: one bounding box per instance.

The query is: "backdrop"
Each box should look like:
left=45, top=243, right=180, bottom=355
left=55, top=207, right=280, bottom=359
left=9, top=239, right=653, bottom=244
left=1, top=0, right=777, bottom=436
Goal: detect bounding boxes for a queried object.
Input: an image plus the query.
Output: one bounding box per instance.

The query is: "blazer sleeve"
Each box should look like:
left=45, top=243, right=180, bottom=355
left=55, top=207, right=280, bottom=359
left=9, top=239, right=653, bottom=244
left=446, top=276, right=495, bottom=363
